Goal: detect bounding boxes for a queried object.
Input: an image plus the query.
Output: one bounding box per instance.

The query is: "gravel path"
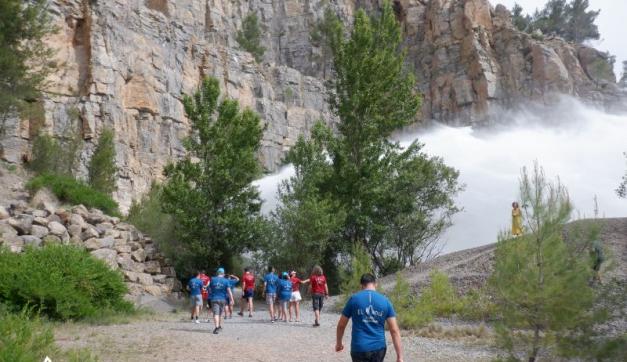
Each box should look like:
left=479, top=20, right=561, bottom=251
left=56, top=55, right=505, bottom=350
left=55, top=306, right=496, bottom=362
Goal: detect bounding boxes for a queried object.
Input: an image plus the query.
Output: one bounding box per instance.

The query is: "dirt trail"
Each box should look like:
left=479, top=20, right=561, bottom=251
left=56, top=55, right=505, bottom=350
left=55, top=307, right=495, bottom=362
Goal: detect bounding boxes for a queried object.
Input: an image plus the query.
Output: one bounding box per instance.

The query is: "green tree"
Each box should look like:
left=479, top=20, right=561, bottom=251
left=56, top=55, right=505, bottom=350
left=88, top=128, right=117, bottom=195
left=161, top=77, right=264, bottom=275
left=619, top=61, right=627, bottom=89
left=310, top=7, right=342, bottom=78
left=512, top=0, right=600, bottom=43
left=236, top=12, right=265, bottom=62
left=0, top=0, right=56, bottom=127
left=490, top=163, right=598, bottom=362
left=267, top=124, right=345, bottom=275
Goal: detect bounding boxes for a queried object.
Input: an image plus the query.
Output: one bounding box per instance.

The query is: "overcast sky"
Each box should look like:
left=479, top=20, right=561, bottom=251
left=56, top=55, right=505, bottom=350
left=494, top=0, right=626, bottom=78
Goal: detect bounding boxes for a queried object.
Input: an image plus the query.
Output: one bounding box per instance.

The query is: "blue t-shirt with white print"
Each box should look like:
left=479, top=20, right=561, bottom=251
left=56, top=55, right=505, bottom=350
left=209, top=276, right=229, bottom=302
left=264, top=273, right=279, bottom=294
left=341, top=289, right=396, bottom=353
left=188, top=277, right=203, bottom=296
left=278, top=278, right=293, bottom=301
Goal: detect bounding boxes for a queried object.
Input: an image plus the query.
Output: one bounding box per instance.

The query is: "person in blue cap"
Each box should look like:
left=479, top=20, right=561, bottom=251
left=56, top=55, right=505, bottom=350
left=209, top=267, right=233, bottom=334
left=223, top=272, right=240, bottom=319
left=278, top=271, right=293, bottom=322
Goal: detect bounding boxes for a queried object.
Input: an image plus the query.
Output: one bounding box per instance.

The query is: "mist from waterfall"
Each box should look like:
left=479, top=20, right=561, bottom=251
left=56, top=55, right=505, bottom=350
left=254, top=97, right=627, bottom=254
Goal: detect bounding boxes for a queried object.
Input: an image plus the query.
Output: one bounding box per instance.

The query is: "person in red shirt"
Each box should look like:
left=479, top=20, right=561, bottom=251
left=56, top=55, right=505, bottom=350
left=288, top=271, right=309, bottom=322
left=309, top=265, right=329, bottom=327
left=198, top=270, right=211, bottom=322
left=238, top=267, right=256, bottom=317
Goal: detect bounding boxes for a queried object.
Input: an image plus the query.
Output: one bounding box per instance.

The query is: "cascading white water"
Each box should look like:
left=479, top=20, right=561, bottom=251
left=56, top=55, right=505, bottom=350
left=254, top=97, right=627, bottom=253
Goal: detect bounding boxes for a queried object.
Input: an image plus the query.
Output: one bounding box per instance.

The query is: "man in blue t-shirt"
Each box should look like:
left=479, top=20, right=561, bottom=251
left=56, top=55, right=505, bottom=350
left=209, top=267, right=233, bottom=334
left=187, top=271, right=204, bottom=324
left=335, top=273, right=404, bottom=362
left=223, top=274, right=239, bottom=319
left=262, top=266, right=279, bottom=322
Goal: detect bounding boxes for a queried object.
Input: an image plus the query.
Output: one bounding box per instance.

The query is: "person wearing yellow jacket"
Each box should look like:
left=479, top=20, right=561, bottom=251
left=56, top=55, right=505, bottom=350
left=511, top=202, right=524, bottom=237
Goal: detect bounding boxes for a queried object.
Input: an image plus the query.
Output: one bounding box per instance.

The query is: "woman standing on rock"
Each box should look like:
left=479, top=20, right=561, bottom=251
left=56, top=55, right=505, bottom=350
left=512, top=202, right=524, bottom=237
left=309, top=265, right=328, bottom=327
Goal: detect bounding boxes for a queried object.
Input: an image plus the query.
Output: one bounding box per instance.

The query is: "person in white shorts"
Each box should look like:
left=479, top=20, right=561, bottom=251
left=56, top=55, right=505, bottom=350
left=288, top=271, right=309, bottom=322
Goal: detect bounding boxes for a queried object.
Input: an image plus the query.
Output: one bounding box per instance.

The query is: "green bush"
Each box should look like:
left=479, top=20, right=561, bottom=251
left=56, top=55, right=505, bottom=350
left=126, top=183, right=175, bottom=253
left=338, top=244, right=375, bottom=308
left=458, top=288, right=495, bottom=321
left=0, top=309, right=56, bottom=362
left=0, top=245, right=132, bottom=321
left=26, top=174, right=119, bottom=216
left=236, top=13, right=265, bottom=62
left=389, top=273, right=432, bottom=329
left=88, top=128, right=117, bottom=195
left=417, top=270, right=463, bottom=317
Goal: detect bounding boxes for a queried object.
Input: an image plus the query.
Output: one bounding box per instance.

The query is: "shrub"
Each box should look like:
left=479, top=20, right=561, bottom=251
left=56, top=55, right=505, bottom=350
left=126, top=183, right=175, bottom=255
left=88, top=128, right=117, bottom=195
left=0, top=309, right=57, bottom=362
left=26, top=173, right=119, bottom=216
left=0, top=245, right=132, bottom=320
left=458, top=288, right=495, bottom=321
left=389, top=273, right=432, bottom=329
left=338, top=244, right=375, bottom=308
left=30, top=127, right=82, bottom=177
left=417, top=270, right=463, bottom=317
left=236, top=13, right=265, bottom=62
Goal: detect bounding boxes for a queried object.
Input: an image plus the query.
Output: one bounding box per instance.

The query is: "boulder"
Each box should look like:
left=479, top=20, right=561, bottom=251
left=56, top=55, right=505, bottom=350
left=129, top=241, right=141, bottom=251
left=97, top=236, right=115, bottom=249
left=83, top=238, right=100, bottom=250
left=8, top=216, right=31, bottom=235
left=32, top=217, right=48, bottom=226
left=21, top=235, right=42, bottom=247
left=0, top=206, right=9, bottom=220
left=31, top=209, right=48, bottom=218
left=152, top=274, right=167, bottom=283
left=136, top=273, right=154, bottom=285
left=117, top=253, right=135, bottom=270
left=81, top=226, right=100, bottom=240
left=144, top=260, right=161, bottom=274
left=47, top=221, right=67, bottom=236
left=90, top=249, right=118, bottom=269
left=46, top=213, right=62, bottom=224
left=131, top=249, right=146, bottom=262
left=115, top=244, right=132, bottom=254
left=123, top=270, right=139, bottom=283
left=144, top=285, right=162, bottom=296
left=0, top=223, right=18, bottom=238
left=69, top=214, right=86, bottom=228
left=54, top=208, right=71, bottom=223
left=42, top=234, right=62, bottom=245
left=30, top=189, right=59, bottom=213
left=30, top=225, right=49, bottom=238
left=71, top=205, right=89, bottom=217
left=86, top=210, right=105, bottom=224
left=67, top=224, right=82, bottom=238
left=162, top=266, right=176, bottom=277
left=96, top=222, right=114, bottom=233
left=165, top=278, right=182, bottom=292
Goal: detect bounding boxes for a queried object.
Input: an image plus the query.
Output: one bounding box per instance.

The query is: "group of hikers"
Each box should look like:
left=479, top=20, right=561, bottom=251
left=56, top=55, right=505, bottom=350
left=187, top=266, right=404, bottom=362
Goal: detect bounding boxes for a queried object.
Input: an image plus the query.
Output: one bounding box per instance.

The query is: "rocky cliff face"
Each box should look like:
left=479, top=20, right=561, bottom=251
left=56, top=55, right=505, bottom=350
left=0, top=0, right=620, bottom=211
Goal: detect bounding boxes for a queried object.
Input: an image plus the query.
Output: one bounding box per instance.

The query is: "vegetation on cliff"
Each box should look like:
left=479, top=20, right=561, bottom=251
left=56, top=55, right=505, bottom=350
left=236, top=12, right=265, bottom=62
left=88, top=128, right=117, bottom=195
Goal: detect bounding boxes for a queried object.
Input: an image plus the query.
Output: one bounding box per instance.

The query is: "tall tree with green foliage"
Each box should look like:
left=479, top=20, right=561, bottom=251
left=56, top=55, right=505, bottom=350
left=618, top=152, right=627, bottom=198
left=511, top=0, right=600, bottom=43
left=310, top=7, right=342, bottom=78
left=161, top=77, right=264, bottom=275
left=88, top=128, right=117, bottom=195
left=0, top=0, right=56, bottom=126
left=236, top=12, right=265, bottom=62
left=273, top=1, right=461, bottom=276
left=490, top=163, right=600, bottom=362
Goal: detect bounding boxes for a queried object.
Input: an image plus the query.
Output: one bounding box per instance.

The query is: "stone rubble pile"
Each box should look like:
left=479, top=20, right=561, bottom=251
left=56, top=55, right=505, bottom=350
left=0, top=201, right=182, bottom=299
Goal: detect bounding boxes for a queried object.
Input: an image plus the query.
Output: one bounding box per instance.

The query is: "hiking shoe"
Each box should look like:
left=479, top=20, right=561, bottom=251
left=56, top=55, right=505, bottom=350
left=313, top=321, right=320, bottom=327
left=237, top=312, right=244, bottom=317
left=248, top=314, right=253, bottom=318
left=213, top=328, right=219, bottom=334
left=194, top=319, right=200, bottom=324
left=217, top=326, right=222, bottom=330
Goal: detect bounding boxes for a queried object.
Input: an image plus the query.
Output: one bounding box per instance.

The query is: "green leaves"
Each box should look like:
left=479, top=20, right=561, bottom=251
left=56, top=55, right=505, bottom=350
left=88, top=128, right=117, bottom=195
left=236, top=13, right=265, bottom=62
left=161, top=77, right=264, bottom=275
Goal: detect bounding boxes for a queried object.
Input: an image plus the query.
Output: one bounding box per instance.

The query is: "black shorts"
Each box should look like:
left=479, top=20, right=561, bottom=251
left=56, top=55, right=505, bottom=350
left=351, top=348, right=386, bottom=362
left=312, top=293, right=325, bottom=311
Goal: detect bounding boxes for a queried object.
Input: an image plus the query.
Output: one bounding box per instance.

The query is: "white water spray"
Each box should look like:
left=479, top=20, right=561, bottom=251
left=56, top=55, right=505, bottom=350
left=255, top=97, right=627, bottom=253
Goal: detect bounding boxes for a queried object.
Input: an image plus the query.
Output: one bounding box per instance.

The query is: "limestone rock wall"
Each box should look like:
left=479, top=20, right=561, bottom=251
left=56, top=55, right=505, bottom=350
left=0, top=201, right=181, bottom=299
left=0, top=0, right=621, bottom=211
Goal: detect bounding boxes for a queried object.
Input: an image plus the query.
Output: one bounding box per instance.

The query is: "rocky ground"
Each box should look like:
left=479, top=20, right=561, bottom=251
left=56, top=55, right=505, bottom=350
left=55, top=305, right=497, bottom=362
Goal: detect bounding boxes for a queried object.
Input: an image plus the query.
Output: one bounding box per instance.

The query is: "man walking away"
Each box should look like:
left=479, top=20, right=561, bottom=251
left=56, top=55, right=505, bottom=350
left=209, top=267, right=233, bottom=334
left=309, top=265, right=328, bottom=327
left=239, top=267, right=256, bottom=317
left=187, top=271, right=204, bottom=324
left=335, top=273, right=403, bottom=362
left=263, top=266, right=279, bottom=322
left=199, top=270, right=211, bottom=322
left=224, top=273, right=239, bottom=319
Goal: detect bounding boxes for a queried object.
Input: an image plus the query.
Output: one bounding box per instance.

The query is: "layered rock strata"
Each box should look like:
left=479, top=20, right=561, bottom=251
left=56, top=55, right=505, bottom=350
left=0, top=0, right=621, bottom=210
left=0, top=201, right=181, bottom=299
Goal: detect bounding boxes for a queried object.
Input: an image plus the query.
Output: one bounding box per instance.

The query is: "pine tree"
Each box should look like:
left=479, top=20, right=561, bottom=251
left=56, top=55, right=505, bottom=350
left=0, top=0, right=56, bottom=129
left=564, top=0, right=600, bottom=43
left=490, top=163, right=597, bottom=362
left=161, top=77, right=264, bottom=274
left=236, top=13, right=265, bottom=62
left=88, top=128, right=117, bottom=195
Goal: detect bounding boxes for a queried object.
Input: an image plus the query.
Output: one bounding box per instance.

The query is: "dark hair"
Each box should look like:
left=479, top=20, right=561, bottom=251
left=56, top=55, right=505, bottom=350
left=196, top=270, right=202, bottom=276
left=268, top=266, right=275, bottom=273
left=360, top=273, right=376, bottom=286
left=244, top=267, right=250, bottom=273
left=200, top=270, right=206, bottom=274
